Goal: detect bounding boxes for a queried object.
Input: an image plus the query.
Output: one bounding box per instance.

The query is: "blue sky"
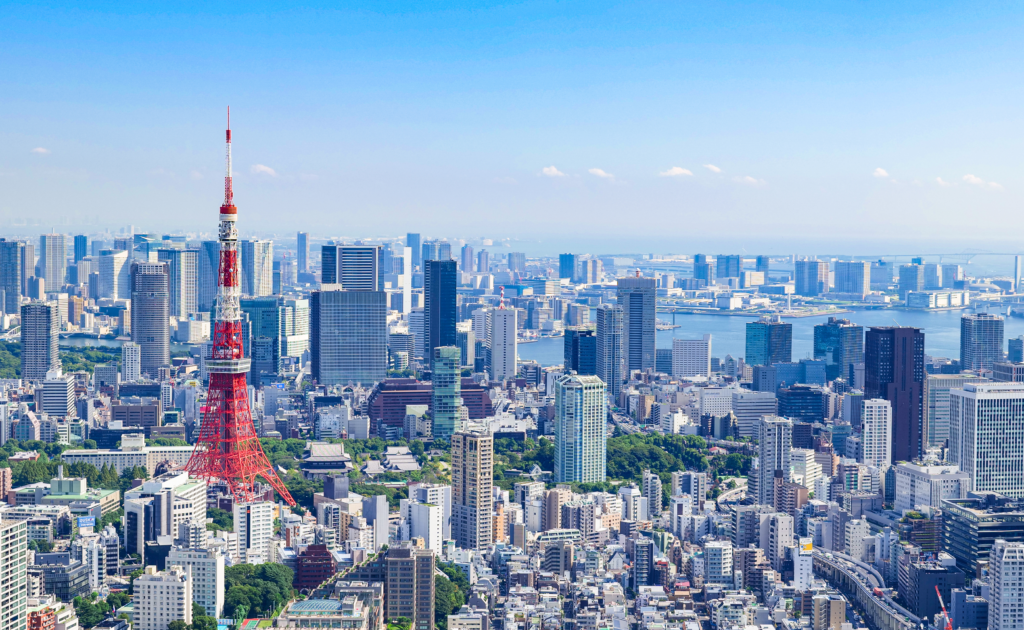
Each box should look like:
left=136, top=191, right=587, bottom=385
left=3, top=1, right=1024, bottom=251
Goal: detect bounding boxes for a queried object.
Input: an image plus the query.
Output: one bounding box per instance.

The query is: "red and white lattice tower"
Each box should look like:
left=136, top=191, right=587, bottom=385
left=185, top=109, right=296, bottom=506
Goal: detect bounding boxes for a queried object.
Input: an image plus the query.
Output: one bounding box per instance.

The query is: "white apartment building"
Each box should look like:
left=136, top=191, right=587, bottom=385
left=924, top=373, right=988, bottom=448
left=234, top=501, right=274, bottom=564
left=167, top=547, right=225, bottom=618
left=893, top=462, right=969, bottom=514
left=844, top=519, right=870, bottom=561
left=990, top=539, right=1024, bottom=630
left=407, top=483, right=452, bottom=540
left=0, top=519, right=28, bottom=630
left=135, top=565, right=192, bottom=630
left=860, top=398, right=892, bottom=469
left=731, top=390, right=778, bottom=439
left=672, top=335, right=712, bottom=378
left=950, top=383, right=1024, bottom=498
left=490, top=309, right=517, bottom=381
left=704, top=540, right=734, bottom=586
left=790, top=449, right=822, bottom=488
left=758, top=416, right=793, bottom=506
left=122, top=342, right=141, bottom=383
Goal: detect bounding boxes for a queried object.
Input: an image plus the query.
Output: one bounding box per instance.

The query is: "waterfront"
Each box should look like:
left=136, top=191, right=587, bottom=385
left=518, top=308, right=1024, bottom=367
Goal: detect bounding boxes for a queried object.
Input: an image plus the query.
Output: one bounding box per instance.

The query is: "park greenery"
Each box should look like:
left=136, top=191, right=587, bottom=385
left=435, top=562, right=470, bottom=630
left=223, top=563, right=295, bottom=618
left=0, top=341, right=120, bottom=378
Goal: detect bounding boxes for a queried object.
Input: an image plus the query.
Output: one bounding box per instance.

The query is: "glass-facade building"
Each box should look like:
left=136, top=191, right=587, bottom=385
left=431, top=346, right=463, bottom=438
left=746, top=317, right=793, bottom=367
left=554, top=373, right=607, bottom=483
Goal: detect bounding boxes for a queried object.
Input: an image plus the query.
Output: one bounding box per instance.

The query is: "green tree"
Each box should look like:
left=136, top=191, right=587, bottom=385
left=168, top=621, right=190, bottom=630
left=434, top=573, right=465, bottom=630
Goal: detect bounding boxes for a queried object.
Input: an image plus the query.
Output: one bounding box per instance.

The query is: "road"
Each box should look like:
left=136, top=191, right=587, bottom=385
left=716, top=479, right=747, bottom=512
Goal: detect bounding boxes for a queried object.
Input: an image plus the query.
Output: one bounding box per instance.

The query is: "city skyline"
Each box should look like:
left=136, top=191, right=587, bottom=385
left=3, top=2, right=1024, bottom=242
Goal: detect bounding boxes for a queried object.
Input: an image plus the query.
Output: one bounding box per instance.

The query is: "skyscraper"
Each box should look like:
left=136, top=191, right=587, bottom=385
left=746, top=316, right=793, bottom=366
left=960, top=313, right=1004, bottom=372
left=860, top=398, right=892, bottom=469
left=476, top=250, right=489, bottom=273
left=73, top=235, right=87, bottom=263
left=20, top=302, right=59, bottom=381
left=564, top=327, right=597, bottom=376
left=716, top=255, right=741, bottom=279
left=452, top=430, right=493, bottom=550
left=431, top=346, right=463, bottom=438
left=693, top=254, right=715, bottom=285
left=38, top=233, right=67, bottom=288
left=122, top=342, right=141, bottom=383
left=460, top=244, right=474, bottom=272
left=320, top=245, right=380, bottom=290
left=310, top=288, right=388, bottom=385
left=157, top=248, right=198, bottom=318
left=950, top=383, right=1024, bottom=498
left=554, top=373, right=607, bottom=483
left=616, top=274, right=656, bottom=374
left=833, top=261, right=871, bottom=295
left=240, top=239, right=273, bottom=296
left=865, top=326, right=924, bottom=463
left=756, top=255, right=770, bottom=275
left=559, top=254, right=577, bottom=279
left=19, top=242, right=33, bottom=297
left=130, top=261, right=171, bottom=377
left=385, top=546, right=435, bottom=630
left=596, top=304, right=623, bottom=397
left=794, top=259, right=829, bottom=296
left=0, top=519, right=28, bottom=630
left=198, top=241, right=220, bottom=313
left=898, top=264, right=925, bottom=300
left=812, top=317, right=864, bottom=382
left=407, top=233, right=422, bottom=269
left=98, top=249, right=130, bottom=300
left=297, top=232, right=309, bottom=273
left=990, top=539, right=1024, bottom=630
left=757, top=416, right=792, bottom=505
left=0, top=239, right=24, bottom=314
left=507, top=252, right=526, bottom=272
left=672, top=334, right=712, bottom=378
left=424, top=259, right=457, bottom=364
left=489, top=308, right=517, bottom=380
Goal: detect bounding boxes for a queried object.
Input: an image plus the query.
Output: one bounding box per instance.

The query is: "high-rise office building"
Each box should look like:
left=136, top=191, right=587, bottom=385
left=452, top=431, right=493, bottom=550
left=794, top=259, right=829, bottom=296
left=757, top=416, right=792, bottom=505
left=756, top=255, right=770, bottom=275
left=20, top=302, right=59, bottom=381
left=865, top=326, right=925, bottom=463
left=746, top=316, right=793, bottom=366
left=424, top=260, right=457, bottom=364
left=693, top=254, right=715, bottom=285
left=507, top=252, right=526, bottom=272
left=73, top=235, right=87, bottom=263
left=320, top=245, right=380, bottom=290
left=240, top=296, right=283, bottom=376
left=476, top=250, right=489, bottom=273
left=812, top=317, right=864, bottom=382
left=564, top=327, right=597, bottom=376
left=98, top=249, right=130, bottom=300
left=0, top=239, right=24, bottom=314
left=716, top=255, right=741, bottom=279
left=431, top=346, right=463, bottom=438
left=297, top=232, right=309, bottom=273
left=898, top=264, right=925, bottom=300
left=924, top=373, right=989, bottom=448
left=240, top=239, right=273, bottom=296
left=0, top=519, right=28, bottom=630
left=310, top=288, right=388, bottom=385
left=385, top=546, right=435, bottom=630
left=950, top=383, right=1024, bottom=498
left=489, top=308, right=517, bottom=380
left=617, top=274, right=656, bottom=374
left=197, top=241, right=220, bottom=313
left=559, top=254, right=578, bottom=279
left=990, top=539, right=1024, bottom=630
left=554, top=373, right=607, bottom=483
left=732, top=390, right=779, bottom=439
left=130, top=261, right=171, bottom=377
left=833, top=261, right=871, bottom=295
left=122, top=342, right=141, bottom=383
left=407, top=233, right=422, bottom=269
left=672, top=334, right=712, bottom=378
left=167, top=546, right=224, bottom=619
left=860, top=398, right=892, bottom=469
left=1010, top=336, right=1024, bottom=363
left=960, top=313, right=1004, bottom=372
left=596, top=304, right=623, bottom=397
left=460, top=244, right=474, bottom=272
left=19, top=242, right=33, bottom=297
left=157, top=248, right=198, bottom=318
left=38, top=234, right=67, bottom=288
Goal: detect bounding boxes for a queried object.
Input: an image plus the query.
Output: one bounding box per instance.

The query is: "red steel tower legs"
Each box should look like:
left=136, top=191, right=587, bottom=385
left=185, top=108, right=296, bottom=506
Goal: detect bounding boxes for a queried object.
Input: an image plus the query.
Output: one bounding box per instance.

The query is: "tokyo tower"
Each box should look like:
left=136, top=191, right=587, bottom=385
left=185, top=109, right=296, bottom=506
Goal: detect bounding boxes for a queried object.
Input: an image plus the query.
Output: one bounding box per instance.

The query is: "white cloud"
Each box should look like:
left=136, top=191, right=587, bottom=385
left=963, top=174, right=1003, bottom=190
left=31, top=147, right=49, bottom=154
left=935, top=177, right=951, bottom=187
left=588, top=168, right=614, bottom=180
left=251, top=164, right=277, bottom=177
left=733, top=175, right=766, bottom=186
left=703, top=164, right=722, bottom=173
left=541, top=165, right=566, bottom=177
left=873, top=167, right=889, bottom=178
left=659, top=167, right=693, bottom=177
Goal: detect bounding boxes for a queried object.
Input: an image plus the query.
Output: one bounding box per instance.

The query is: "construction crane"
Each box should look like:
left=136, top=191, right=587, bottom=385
left=935, top=585, right=953, bottom=630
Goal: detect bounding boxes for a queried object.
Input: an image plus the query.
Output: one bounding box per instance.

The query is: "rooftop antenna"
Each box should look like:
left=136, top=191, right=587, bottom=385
left=499, top=286, right=506, bottom=309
